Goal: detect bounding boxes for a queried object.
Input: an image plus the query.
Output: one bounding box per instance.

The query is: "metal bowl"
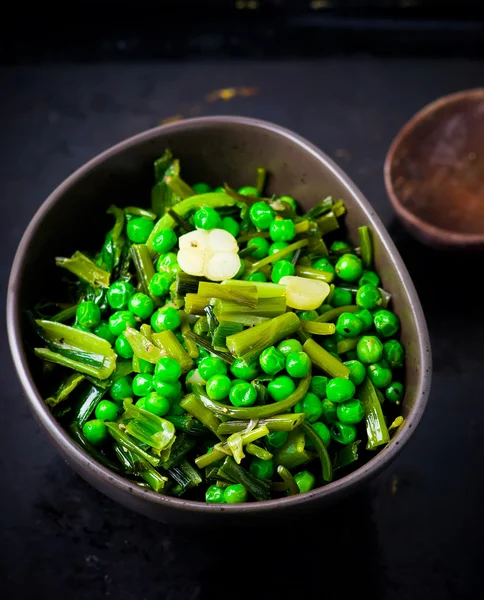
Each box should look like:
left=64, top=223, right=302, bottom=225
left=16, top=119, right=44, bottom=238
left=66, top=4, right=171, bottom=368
left=384, top=88, right=484, bottom=250
left=7, top=116, right=431, bottom=524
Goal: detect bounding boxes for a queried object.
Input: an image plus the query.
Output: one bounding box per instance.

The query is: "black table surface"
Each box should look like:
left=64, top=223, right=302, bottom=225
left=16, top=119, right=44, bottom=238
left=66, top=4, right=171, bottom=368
left=2, top=57, right=484, bottom=599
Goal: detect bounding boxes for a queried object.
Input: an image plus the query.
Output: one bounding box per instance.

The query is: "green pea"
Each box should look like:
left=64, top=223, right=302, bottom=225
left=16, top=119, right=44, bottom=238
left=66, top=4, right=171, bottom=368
left=206, top=484, right=225, bottom=503
left=269, top=241, right=295, bottom=261
left=385, top=381, right=404, bottom=403
left=260, top=346, right=286, bottom=375
left=196, top=347, right=211, bottom=363
left=383, top=339, right=405, bottom=369
left=224, top=483, right=248, bottom=504
left=229, top=382, right=257, bottom=407
left=213, top=186, right=225, bottom=194
left=193, top=206, right=222, bottom=230
left=343, top=360, right=366, bottom=386
left=153, top=379, right=182, bottom=399
left=294, top=392, right=322, bottom=423
left=270, top=218, right=295, bottom=243
left=326, top=377, right=355, bottom=403
left=94, top=400, right=119, bottom=422
left=271, top=259, right=295, bottom=283
left=192, top=182, right=212, bottom=194
left=135, top=397, right=147, bottom=410
left=142, top=392, right=171, bottom=416
left=294, top=470, right=315, bottom=494
left=199, top=356, right=227, bottom=380
left=115, top=334, right=134, bottom=359
left=321, top=398, right=338, bottom=424
left=359, top=270, right=380, bottom=288
left=335, top=253, right=363, bottom=282
left=151, top=307, right=181, bottom=332
left=312, top=258, right=336, bottom=276
left=277, top=338, right=303, bottom=356
left=298, top=310, right=318, bottom=321
left=238, top=186, right=260, bottom=197
left=368, top=360, right=393, bottom=389
left=206, top=374, right=232, bottom=400
left=249, top=457, right=274, bottom=479
left=336, top=398, right=365, bottom=425
left=137, top=358, right=155, bottom=374
left=356, top=284, right=383, bottom=310
left=318, top=304, right=333, bottom=315
left=93, top=321, right=115, bottom=344
left=356, top=309, right=373, bottom=332
left=82, top=419, right=108, bottom=445
left=268, top=375, right=296, bottom=402
left=155, top=357, right=182, bottom=383
left=152, top=229, right=177, bottom=254
left=108, top=310, right=136, bottom=336
left=266, top=431, right=289, bottom=450
left=132, top=373, right=154, bottom=396
left=246, top=272, right=267, bottom=282
left=149, top=272, right=174, bottom=297
left=221, top=216, right=240, bottom=238
left=322, top=336, right=338, bottom=354
left=156, top=252, right=181, bottom=276
left=373, top=309, right=400, bottom=338
left=107, top=280, right=135, bottom=310
left=310, top=375, right=328, bottom=398
left=357, top=335, right=383, bottom=364
left=336, top=312, right=363, bottom=338
left=332, top=288, right=353, bottom=307
left=128, top=293, right=154, bottom=320
left=311, top=422, right=331, bottom=447
left=331, top=421, right=357, bottom=444
left=110, top=376, right=133, bottom=402
left=127, top=217, right=155, bottom=243
left=330, top=240, right=351, bottom=253
left=249, top=201, right=274, bottom=229
left=230, top=358, right=260, bottom=381
left=247, top=236, right=270, bottom=260
left=286, top=351, right=310, bottom=378
left=169, top=396, right=185, bottom=416
left=76, top=301, right=101, bottom=329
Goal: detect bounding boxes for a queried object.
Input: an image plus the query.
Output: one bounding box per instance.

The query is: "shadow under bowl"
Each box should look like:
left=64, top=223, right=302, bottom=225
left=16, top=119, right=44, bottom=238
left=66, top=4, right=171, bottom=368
left=384, top=88, right=484, bottom=250
left=7, top=116, right=432, bottom=525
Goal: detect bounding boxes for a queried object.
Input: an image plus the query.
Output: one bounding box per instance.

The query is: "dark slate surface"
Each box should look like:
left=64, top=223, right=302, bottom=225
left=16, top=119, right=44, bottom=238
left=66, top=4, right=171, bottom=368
left=2, top=58, right=484, bottom=599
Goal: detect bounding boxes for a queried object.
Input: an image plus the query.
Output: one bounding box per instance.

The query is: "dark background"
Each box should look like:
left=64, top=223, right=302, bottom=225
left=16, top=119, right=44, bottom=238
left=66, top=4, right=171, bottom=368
left=2, top=6, right=484, bottom=599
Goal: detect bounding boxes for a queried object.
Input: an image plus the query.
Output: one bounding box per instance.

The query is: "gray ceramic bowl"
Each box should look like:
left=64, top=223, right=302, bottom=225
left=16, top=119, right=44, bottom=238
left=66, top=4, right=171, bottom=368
left=7, top=116, right=431, bottom=525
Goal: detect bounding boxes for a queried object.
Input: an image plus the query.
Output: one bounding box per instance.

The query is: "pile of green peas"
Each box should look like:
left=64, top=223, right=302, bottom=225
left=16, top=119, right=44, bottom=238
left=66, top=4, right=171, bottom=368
left=43, top=168, right=405, bottom=504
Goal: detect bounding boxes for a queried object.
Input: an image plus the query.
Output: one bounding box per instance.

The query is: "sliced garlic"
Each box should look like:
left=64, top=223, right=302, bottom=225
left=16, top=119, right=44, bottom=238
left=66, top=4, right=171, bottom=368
left=207, top=228, right=239, bottom=253
left=204, top=252, right=241, bottom=281
left=177, top=249, right=205, bottom=277
left=178, top=228, right=241, bottom=281
left=279, top=276, right=330, bottom=310
left=179, top=229, right=209, bottom=252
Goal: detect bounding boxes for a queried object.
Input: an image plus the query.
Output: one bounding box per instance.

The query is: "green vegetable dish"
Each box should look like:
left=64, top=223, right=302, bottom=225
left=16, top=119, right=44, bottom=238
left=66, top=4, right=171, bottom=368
left=30, top=150, right=406, bottom=503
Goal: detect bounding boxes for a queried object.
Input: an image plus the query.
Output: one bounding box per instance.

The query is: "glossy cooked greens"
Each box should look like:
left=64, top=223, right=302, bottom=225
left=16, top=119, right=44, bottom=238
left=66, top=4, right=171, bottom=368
left=31, top=151, right=405, bottom=503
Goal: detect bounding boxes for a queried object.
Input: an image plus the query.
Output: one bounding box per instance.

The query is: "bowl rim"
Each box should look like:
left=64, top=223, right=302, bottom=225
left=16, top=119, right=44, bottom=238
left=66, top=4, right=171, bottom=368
left=7, top=115, right=432, bottom=515
left=383, top=87, right=484, bottom=246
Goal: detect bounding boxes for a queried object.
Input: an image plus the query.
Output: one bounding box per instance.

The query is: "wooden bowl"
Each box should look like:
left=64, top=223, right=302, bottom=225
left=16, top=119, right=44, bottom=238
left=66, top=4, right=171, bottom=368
left=384, top=89, right=484, bottom=250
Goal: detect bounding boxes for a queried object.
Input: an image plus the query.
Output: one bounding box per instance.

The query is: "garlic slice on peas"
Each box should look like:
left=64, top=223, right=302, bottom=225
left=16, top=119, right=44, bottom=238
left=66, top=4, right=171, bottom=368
left=205, top=252, right=241, bottom=281
left=178, top=228, right=240, bottom=281
left=279, top=276, right=330, bottom=310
